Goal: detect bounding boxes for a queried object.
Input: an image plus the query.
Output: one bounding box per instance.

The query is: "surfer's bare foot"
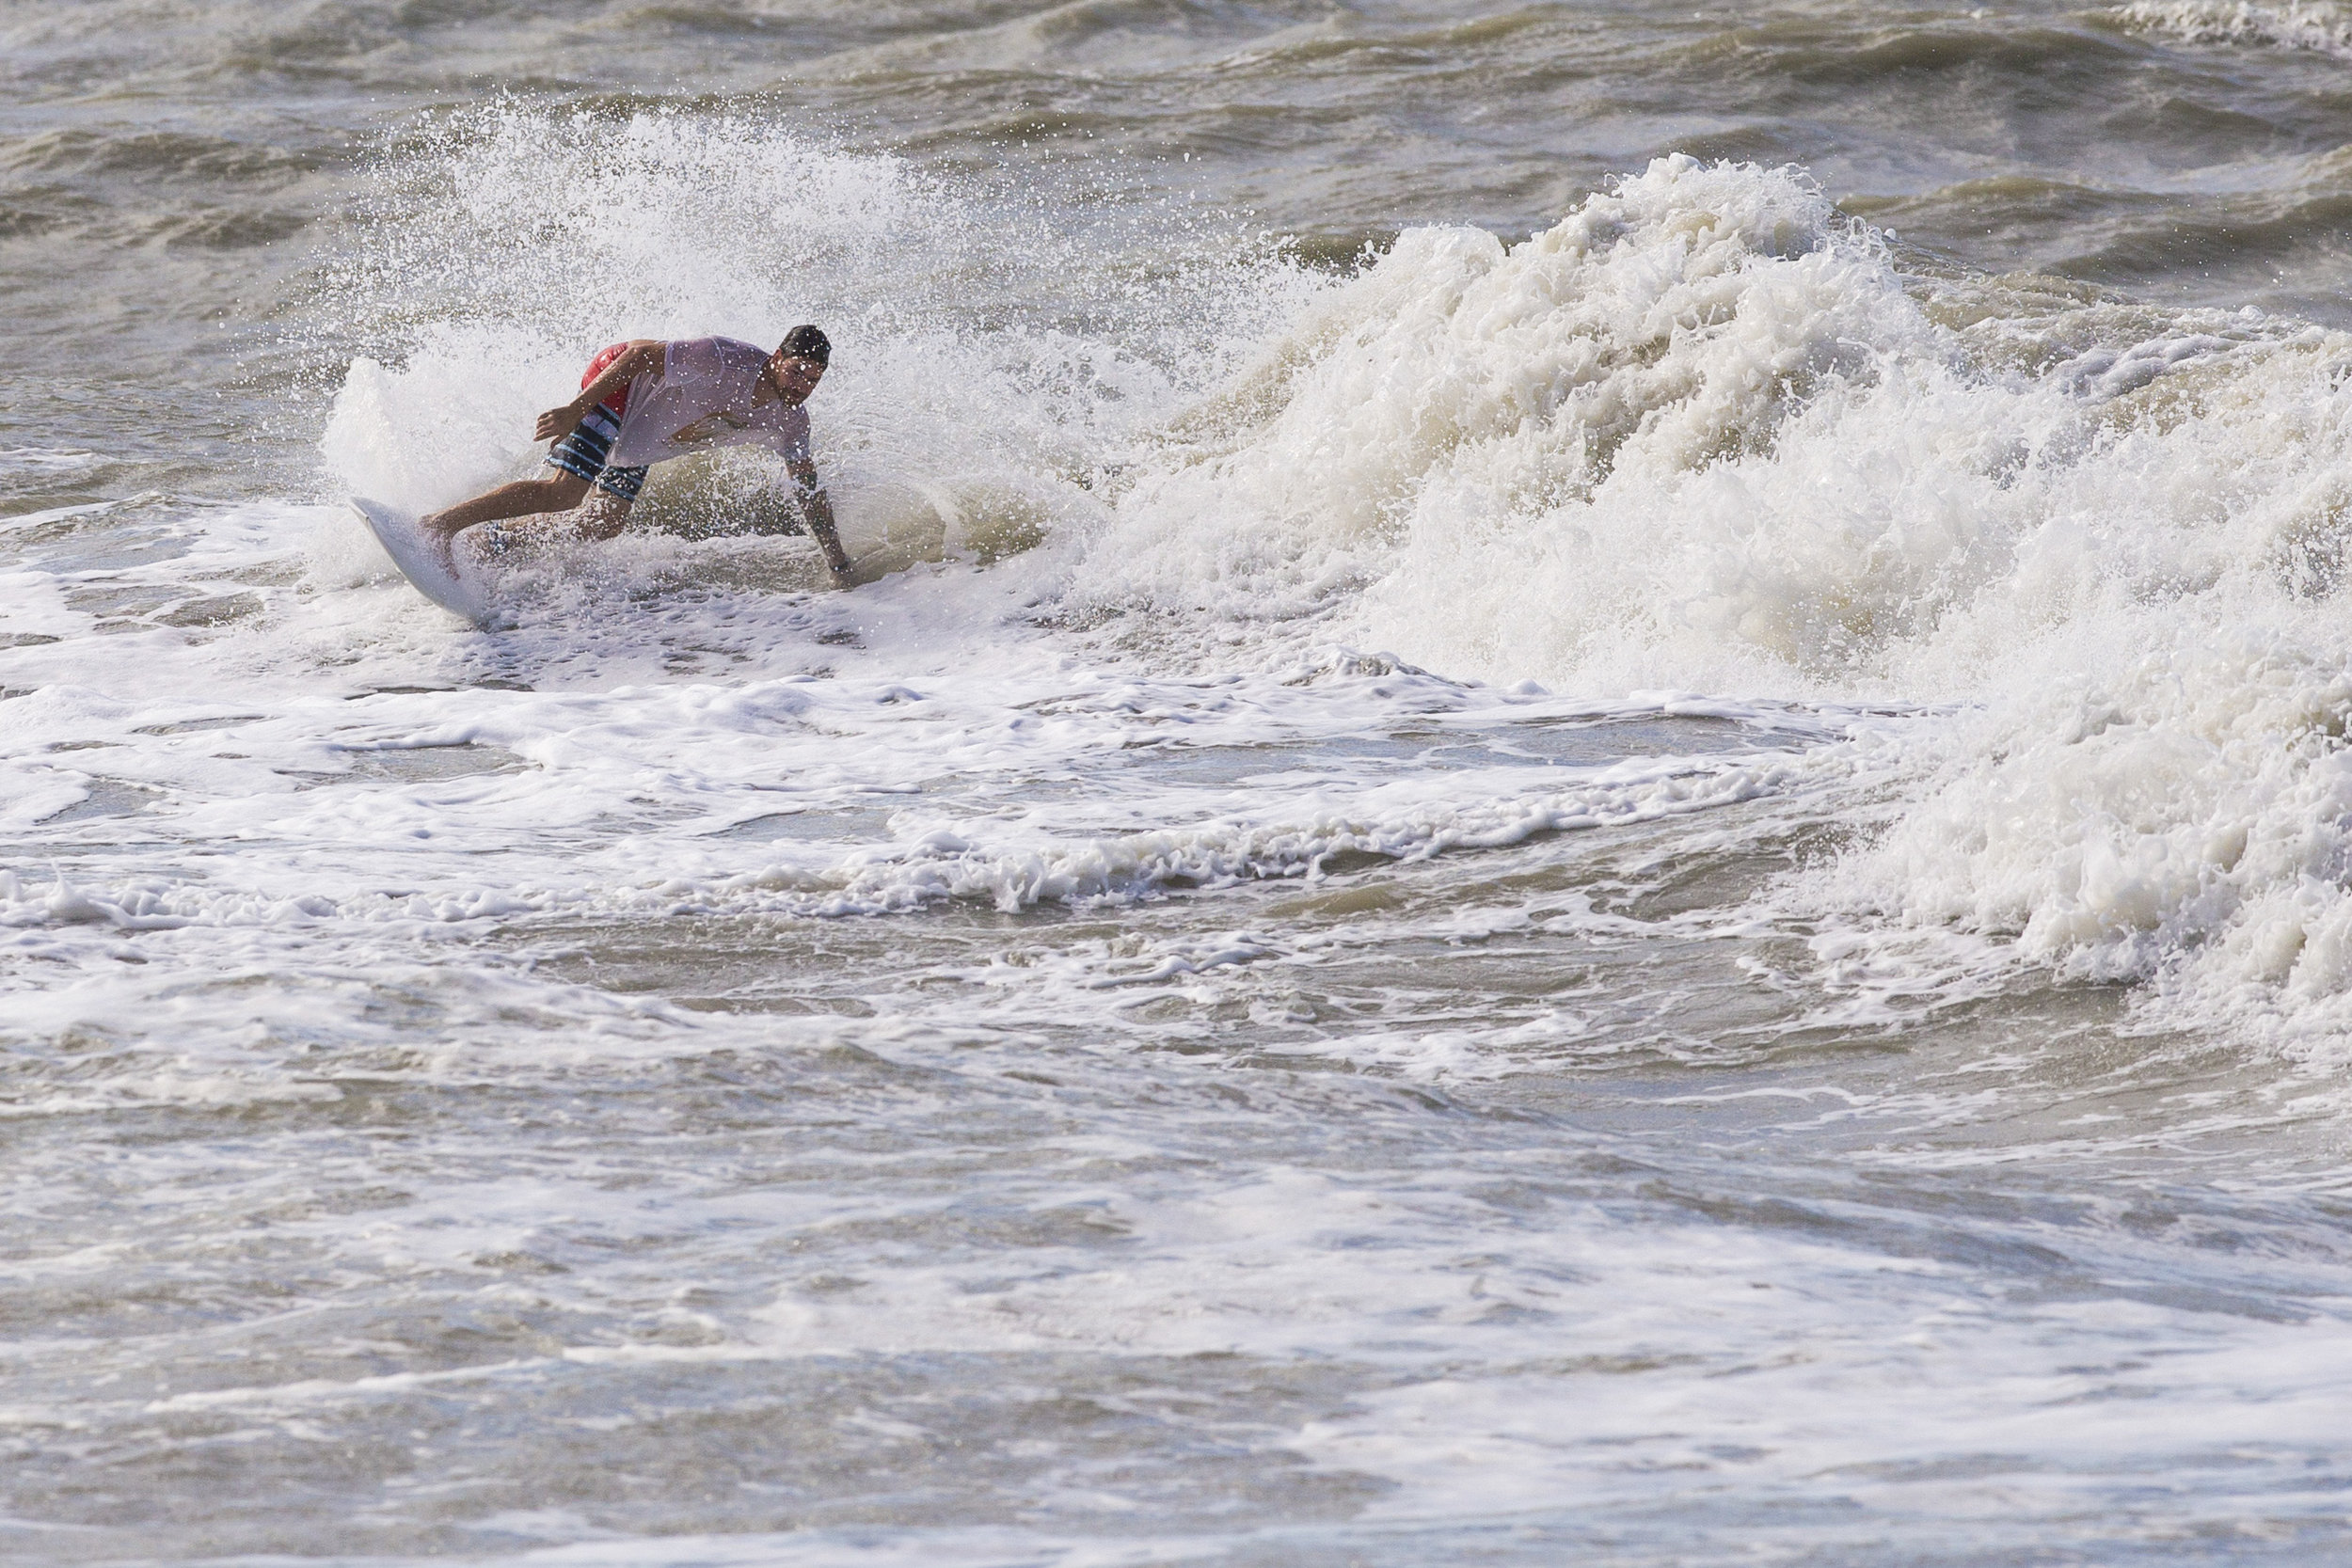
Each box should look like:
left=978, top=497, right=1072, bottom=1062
left=417, top=514, right=460, bottom=572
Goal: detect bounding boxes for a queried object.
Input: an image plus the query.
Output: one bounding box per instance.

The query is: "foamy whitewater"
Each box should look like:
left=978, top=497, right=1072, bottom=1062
left=10, top=2, right=2352, bottom=1562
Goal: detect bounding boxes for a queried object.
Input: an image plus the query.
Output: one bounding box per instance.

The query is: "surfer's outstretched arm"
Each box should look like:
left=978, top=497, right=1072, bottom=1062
left=789, top=458, right=852, bottom=583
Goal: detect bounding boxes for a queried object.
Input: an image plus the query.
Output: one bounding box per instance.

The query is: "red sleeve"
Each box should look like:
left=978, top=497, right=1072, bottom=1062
left=580, top=342, right=634, bottom=417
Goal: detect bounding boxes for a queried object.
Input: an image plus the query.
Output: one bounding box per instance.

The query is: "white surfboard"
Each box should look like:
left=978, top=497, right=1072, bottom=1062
left=350, top=498, right=502, bottom=627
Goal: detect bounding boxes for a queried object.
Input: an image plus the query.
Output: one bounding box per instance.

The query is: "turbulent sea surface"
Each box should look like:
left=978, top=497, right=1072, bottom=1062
left=11, top=2, right=2352, bottom=1562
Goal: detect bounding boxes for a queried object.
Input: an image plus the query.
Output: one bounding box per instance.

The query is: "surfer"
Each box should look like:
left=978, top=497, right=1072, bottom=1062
left=420, top=325, right=851, bottom=581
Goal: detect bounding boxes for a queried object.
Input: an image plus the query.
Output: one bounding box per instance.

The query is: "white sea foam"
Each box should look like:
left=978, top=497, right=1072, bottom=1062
left=2113, top=0, right=2352, bottom=57
left=1, top=606, right=1818, bottom=938
left=1071, top=157, right=1915, bottom=638
left=1045, top=155, right=2352, bottom=1041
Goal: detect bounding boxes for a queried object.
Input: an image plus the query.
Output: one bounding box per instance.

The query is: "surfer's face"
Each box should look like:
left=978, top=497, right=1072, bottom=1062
left=767, top=353, right=825, bottom=405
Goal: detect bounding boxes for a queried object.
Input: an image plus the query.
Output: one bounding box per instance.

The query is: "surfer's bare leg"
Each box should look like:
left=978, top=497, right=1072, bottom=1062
left=447, top=492, right=634, bottom=567
left=573, top=493, right=633, bottom=542
left=420, top=472, right=594, bottom=544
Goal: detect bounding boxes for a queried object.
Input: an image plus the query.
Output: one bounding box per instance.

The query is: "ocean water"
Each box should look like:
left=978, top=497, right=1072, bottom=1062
left=9, top=2, right=2352, bottom=1562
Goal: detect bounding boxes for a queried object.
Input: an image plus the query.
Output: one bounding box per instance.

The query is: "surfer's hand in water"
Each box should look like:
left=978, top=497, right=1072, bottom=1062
left=791, top=461, right=852, bottom=586
left=534, top=398, right=589, bottom=443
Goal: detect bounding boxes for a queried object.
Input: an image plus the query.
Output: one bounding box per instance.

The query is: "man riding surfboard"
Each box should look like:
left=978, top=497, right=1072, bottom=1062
left=421, top=325, right=851, bottom=583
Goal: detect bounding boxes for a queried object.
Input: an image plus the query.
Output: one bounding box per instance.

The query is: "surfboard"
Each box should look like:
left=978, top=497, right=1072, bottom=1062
left=350, top=498, right=502, bottom=628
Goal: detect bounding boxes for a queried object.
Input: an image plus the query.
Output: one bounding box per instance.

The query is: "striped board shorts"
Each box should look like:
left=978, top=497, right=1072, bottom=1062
left=546, top=404, right=649, bottom=501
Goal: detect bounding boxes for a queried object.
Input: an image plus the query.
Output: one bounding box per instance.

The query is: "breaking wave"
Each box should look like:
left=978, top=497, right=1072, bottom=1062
left=312, top=112, right=2352, bottom=1039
